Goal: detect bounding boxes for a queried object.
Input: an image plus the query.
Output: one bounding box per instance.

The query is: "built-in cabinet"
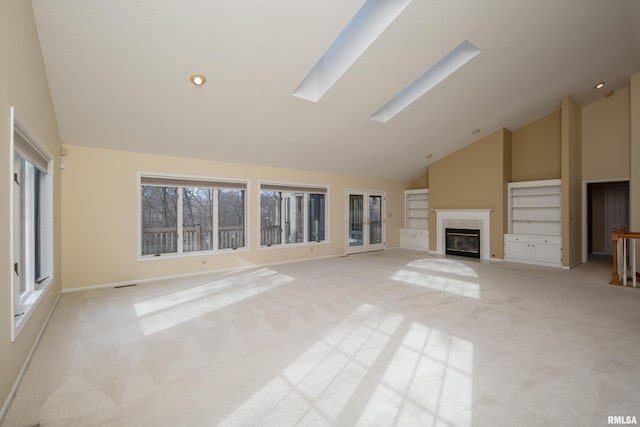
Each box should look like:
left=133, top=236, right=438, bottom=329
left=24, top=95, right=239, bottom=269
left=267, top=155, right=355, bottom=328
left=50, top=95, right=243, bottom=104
left=504, top=179, right=562, bottom=267
left=504, top=235, right=562, bottom=267
left=400, top=189, right=429, bottom=251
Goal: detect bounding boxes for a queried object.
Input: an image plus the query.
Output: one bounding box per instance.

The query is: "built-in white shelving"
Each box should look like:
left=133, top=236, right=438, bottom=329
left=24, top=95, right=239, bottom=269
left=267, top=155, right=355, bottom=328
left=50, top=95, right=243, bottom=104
left=400, top=189, right=429, bottom=251
left=405, top=190, right=429, bottom=229
left=505, top=179, right=562, bottom=267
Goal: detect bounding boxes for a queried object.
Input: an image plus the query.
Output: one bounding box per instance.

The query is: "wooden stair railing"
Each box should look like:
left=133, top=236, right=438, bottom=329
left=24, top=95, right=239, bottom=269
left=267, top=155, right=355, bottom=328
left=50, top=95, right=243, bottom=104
left=611, top=227, right=640, bottom=287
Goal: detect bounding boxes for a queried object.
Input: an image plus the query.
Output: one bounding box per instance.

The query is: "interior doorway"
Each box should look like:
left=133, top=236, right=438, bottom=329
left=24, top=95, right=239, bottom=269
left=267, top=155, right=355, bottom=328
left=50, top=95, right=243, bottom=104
left=586, top=181, right=629, bottom=257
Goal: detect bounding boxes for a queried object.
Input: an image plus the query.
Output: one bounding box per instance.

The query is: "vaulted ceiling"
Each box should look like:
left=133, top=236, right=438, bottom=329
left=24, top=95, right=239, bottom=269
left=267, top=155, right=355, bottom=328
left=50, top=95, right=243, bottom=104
left=32, top=0, right=640, bottom=181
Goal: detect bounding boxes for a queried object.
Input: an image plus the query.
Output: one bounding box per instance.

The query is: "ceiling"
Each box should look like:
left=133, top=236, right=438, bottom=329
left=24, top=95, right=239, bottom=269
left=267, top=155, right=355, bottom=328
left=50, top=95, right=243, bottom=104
left=32, top=0, right=640, bottom=182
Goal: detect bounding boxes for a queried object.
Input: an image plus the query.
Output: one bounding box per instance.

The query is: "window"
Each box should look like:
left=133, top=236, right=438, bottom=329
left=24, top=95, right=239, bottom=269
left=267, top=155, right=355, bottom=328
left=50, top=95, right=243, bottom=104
left=184, top=187, right=213, bottom=252
left=260, top=183, right=328, bottom=246
left=218, top=189, right=245, bottom=249
left=11, top=109, right=53, bottom=338
left=309, top=193, right=326, bottom=242
left=260, top=190, right=282, bottom=246
left=140, top=175, right=247, bottom=257
left=141, top=186, right=178, bottom=255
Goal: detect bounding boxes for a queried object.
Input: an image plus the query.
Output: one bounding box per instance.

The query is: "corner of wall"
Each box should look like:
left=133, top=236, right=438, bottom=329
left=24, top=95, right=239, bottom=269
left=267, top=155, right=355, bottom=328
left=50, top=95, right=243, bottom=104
left=561, top=95, right=582, bottom=267
left=503, top=129, right=513, bottom=238
left=409, top=171, right=429, bottom=189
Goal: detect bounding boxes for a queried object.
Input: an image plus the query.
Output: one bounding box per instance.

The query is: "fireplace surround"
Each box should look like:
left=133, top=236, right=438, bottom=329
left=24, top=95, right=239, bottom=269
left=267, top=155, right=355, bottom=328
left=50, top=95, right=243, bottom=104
left=433, top=209, right=492, bottom=260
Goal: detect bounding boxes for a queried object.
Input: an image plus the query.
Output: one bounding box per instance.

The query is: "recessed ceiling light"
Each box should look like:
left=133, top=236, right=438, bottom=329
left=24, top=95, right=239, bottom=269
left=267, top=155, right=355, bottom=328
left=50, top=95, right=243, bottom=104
left=190, top=74, right=207, bottom=86
left=370, top=40, right=481, bottom=123
left=472, top=128, right=480, bottom=135
left=293, top=0, right=412, bottom=103
left=425, top=154, right=433, bottom=159
left=593, top=81, right=605, bottom=89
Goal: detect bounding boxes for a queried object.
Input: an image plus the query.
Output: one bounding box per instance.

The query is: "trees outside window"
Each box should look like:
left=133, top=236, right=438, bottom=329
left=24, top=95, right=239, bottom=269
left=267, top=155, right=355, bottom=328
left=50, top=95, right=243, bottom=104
left=141, top=186, right=178, bottom=255
left=219, top=189, right=244, bottom=249
left=309, top=193, right=325, bottom=242
left=260, top=190, right=281, bottom=246
left=140, top=177, right=246, bottom=256
left=260, top=184, right=327, bottom=246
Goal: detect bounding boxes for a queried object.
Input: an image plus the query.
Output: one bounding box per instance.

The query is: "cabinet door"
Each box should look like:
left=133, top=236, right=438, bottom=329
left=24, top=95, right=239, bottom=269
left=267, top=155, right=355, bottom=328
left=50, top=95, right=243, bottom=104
left=400, top=228, right=429, bottom=250
left=414, top=230, right=428, bottom=251
left=531, top=238, right=561, bottom=266
left=504, top=238, right=531, bottom=262
left=400, top=228, right=411, bottom=248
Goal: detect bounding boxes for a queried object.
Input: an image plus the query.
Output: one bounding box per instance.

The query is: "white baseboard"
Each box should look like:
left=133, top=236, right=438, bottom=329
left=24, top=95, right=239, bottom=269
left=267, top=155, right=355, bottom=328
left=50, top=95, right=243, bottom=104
left=0, top=292, right=61, bottom=424
left=62, top=253, right=342, bottom=294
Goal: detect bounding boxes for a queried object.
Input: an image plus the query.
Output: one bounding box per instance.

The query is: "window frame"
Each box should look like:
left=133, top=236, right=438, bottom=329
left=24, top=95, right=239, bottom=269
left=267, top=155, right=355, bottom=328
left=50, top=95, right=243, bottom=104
left=137, top=173, right=249, bottom=260
left=10, top=107, right=55, bottom=341
left=258, top=181, right=329, bottom=249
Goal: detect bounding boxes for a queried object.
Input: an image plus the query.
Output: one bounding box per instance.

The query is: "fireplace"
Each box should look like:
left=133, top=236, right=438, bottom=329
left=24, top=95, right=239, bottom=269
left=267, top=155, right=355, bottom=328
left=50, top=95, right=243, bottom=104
left=434, top=209, right=491, bottom=260
left=445, top=228, right=480, bottom=259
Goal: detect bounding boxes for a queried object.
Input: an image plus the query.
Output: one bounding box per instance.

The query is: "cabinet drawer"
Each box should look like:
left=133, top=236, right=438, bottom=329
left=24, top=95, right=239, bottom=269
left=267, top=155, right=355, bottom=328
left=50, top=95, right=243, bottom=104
left=505, top=234, right=560, bottom=244
left=530, top=236, right=561, bottom=246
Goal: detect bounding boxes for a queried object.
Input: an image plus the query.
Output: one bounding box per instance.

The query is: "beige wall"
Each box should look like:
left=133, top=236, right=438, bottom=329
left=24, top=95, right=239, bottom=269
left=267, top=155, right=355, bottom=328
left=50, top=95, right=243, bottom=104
left=512, top=111, right=561, bottom=181
left=428, top=129, right=510, bottom=259
left=60, top=145, right=406, bottom=289
left=561, top=96, right=582, bottom=267
left=1, top=0, right=62, bottom=417
left=409, top=172, right=429, bottom=189
left=582, top=87, right=631, bottom=181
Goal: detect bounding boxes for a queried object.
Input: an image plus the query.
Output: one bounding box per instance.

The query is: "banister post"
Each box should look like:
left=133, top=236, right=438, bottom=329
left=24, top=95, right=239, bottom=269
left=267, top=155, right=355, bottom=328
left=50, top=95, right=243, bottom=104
left=611, top=227, right=620, bottom=285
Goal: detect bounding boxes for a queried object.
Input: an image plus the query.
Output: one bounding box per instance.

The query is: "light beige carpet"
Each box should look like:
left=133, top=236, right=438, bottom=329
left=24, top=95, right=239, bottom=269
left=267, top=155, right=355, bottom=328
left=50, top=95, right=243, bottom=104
left=2, top=250, right=639, bottom=426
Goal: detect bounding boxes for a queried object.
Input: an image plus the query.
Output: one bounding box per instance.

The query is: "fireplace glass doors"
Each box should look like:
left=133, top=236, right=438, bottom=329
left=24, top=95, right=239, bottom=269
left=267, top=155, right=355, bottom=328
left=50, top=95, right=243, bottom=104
left=445, top=228, right=480, bottom=259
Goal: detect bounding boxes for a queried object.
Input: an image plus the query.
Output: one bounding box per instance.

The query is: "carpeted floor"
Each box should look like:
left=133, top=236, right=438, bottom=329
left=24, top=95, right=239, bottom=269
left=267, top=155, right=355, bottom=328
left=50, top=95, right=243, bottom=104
left=2, top=250, right=639, bottom=426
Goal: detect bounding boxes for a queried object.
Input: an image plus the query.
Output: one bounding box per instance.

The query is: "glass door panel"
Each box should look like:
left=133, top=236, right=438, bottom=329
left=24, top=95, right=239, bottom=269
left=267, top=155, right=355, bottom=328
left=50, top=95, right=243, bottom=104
left=348, top=194, right=364, bottom=248
left=369, top=195, right=382, bottom=245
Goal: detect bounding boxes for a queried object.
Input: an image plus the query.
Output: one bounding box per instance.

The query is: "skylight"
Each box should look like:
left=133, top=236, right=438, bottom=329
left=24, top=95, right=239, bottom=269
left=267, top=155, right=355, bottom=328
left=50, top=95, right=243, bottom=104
left=293, top=0, right=412, bottom=102
left=370, top=39, right=481, bottom=123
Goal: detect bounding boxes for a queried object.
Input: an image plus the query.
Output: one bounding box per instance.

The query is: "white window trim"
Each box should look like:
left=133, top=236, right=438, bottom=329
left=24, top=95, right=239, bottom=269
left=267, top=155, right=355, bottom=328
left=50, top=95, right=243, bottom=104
left=137, top=172, right=250, bottom=261
left=258, top=180, right=330, bottom=250
left=10, top=107, right=55, bottom=341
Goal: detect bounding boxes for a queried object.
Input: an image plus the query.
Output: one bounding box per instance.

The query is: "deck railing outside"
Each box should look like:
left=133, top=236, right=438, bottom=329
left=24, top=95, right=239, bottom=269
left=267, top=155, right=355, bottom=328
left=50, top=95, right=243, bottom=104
left=143, top=224, right=302, bottom=254
left=260, top=225, right=281, bottom=246
left=142, top=225, right=247, bottom=255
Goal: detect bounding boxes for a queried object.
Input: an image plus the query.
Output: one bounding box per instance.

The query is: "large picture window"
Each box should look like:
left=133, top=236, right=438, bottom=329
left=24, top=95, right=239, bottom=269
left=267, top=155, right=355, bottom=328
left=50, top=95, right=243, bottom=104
left=140, top=176, right=247, bottom=256
left=260, top=183, right=327, bottom=247
left=12, top=109, right=54, bottom=338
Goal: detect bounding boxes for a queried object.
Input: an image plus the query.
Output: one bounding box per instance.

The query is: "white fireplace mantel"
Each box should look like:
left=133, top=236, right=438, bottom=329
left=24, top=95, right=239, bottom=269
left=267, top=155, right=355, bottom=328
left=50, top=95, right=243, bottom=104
left=433, top=209, right=492, bottom=260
